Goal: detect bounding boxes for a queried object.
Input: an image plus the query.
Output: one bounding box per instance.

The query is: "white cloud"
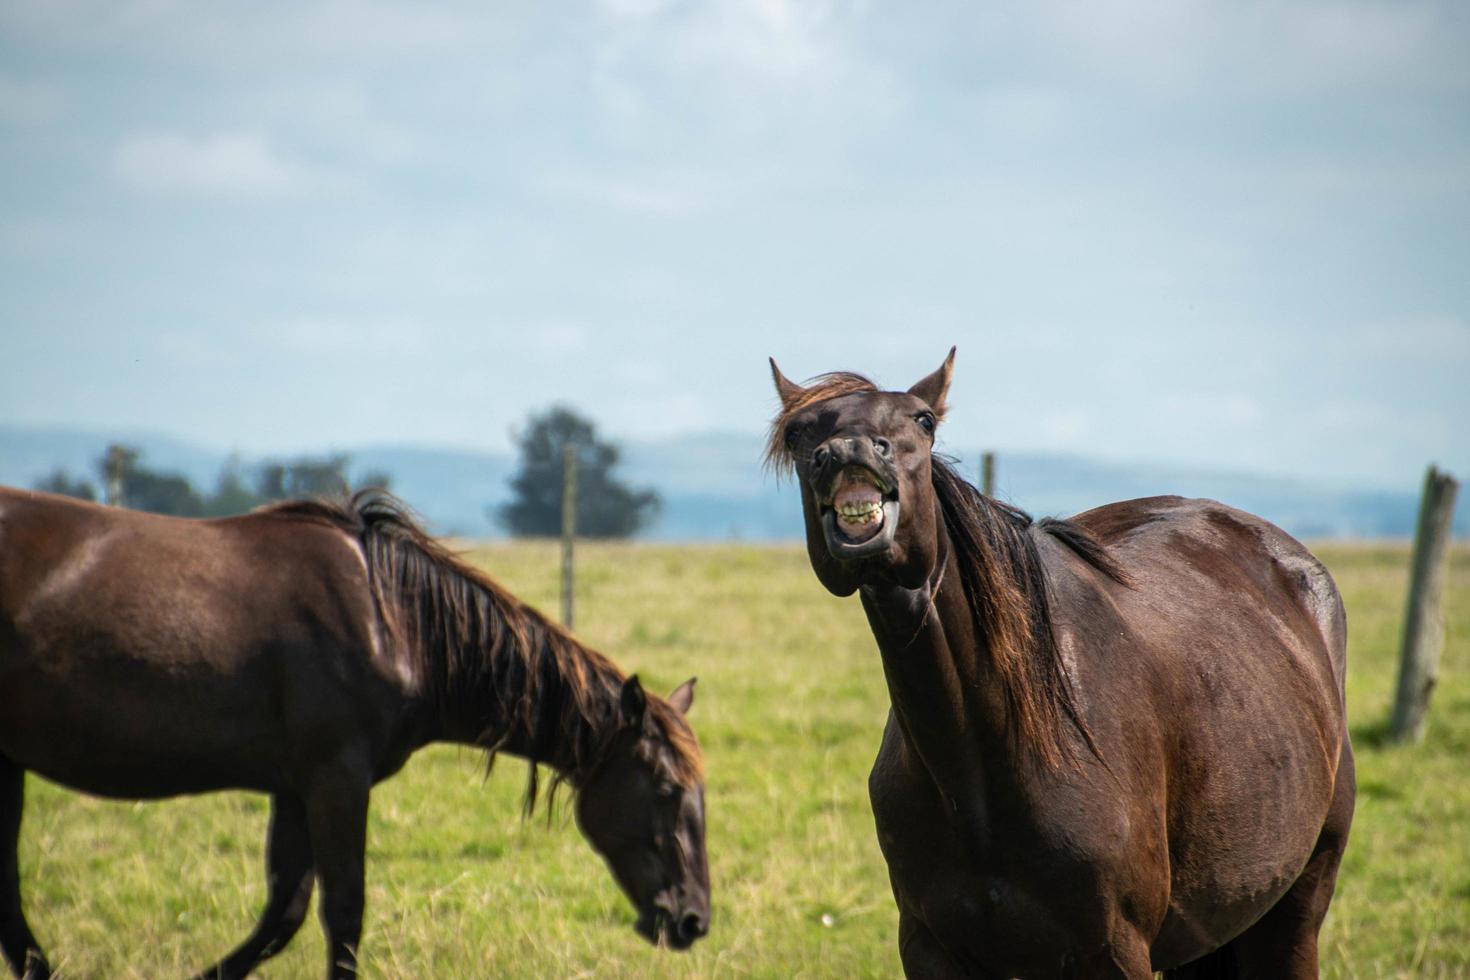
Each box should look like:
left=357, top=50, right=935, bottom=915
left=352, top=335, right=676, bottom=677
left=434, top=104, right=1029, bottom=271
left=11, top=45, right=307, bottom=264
left=0, top=76, right=64, bottom=125
left=111, top=131, right=318, bottom=198
left=596, top=0, right=677, bottom=18
left=0, top=1, right=515, bottom=69
left=257, top=318, right=428, bottom=358
left=535, top=169, right=731, bottom=216
left=589, top=0, right=896, bottom=136
left=969, top=85, right=1073, bottom=142
left=1034, top=0, right=1463, bottom=99
left=1347, top=316, right=1470, bottom=360
left=3, top=1, right=1466, bottom=483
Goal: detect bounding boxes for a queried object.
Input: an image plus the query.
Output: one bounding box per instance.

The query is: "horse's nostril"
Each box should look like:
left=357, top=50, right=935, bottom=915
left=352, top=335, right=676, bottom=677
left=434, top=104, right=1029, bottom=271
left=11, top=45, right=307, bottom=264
left=873, top=437, right=891, bottom=456
left=813, top=446, right=830, bottom=468
left=677, top=912, right=707, bottom=942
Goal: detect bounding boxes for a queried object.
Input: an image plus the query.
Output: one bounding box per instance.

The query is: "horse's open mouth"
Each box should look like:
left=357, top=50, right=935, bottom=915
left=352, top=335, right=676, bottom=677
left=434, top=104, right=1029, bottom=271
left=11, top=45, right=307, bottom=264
left=818, top=466, right=900, bottom=560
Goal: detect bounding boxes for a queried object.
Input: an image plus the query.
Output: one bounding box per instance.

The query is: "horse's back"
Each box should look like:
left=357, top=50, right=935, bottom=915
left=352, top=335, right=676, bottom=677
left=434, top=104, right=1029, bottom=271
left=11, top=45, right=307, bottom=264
left=1073, top=494, right=1346, bottom=687
left=1066, top=494, right=1347, bottom=756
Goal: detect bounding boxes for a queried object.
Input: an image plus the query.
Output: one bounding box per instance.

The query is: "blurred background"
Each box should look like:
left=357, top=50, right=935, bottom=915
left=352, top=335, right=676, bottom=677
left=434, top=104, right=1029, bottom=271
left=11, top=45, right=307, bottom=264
left=2, top=0, right=1467, bottom=540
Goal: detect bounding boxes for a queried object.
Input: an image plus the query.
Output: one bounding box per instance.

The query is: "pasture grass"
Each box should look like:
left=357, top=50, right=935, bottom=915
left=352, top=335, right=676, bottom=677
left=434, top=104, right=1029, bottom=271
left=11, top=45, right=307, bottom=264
left=16, top=540, right=1469, bottom=978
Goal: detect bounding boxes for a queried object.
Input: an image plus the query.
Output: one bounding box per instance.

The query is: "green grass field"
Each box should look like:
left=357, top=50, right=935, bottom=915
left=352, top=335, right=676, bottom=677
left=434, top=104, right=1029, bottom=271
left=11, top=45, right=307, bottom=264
left=16, top=541, right=1469, bottom=978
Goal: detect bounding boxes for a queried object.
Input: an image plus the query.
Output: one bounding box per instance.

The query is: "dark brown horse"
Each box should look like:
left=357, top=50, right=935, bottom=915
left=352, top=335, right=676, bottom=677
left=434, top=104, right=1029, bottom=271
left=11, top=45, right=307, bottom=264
left=0, top=488, right=709, bottom=979
left=768, top=349, right=1354, bottom=978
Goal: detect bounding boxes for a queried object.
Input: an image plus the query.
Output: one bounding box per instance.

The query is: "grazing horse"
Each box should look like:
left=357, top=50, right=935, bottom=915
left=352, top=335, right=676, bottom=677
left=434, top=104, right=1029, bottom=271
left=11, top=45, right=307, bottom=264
left=0, top=488, right=709, bottom=979
left=767, top=349, right=1354, bottom=978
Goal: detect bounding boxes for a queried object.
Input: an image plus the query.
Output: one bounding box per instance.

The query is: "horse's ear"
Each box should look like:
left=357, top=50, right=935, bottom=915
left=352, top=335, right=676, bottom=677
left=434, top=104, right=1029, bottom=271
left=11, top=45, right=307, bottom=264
left=770, top=357, right=806, bottom=410
left=620, top=675, right=647, bottom=726
left=907, top=346, right=956, bottom=418
left=668, top=677, right=696, bottom=714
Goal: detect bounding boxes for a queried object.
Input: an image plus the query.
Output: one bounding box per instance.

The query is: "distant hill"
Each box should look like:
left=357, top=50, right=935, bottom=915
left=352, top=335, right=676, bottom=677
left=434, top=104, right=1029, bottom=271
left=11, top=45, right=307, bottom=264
left=1, top=424, right=1461, bottom=540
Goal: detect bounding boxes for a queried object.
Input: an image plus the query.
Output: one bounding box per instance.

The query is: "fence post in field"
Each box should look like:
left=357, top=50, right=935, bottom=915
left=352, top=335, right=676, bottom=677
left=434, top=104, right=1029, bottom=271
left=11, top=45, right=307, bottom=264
left=981, top=451, right=996, bottom=498
left=560, top=443, right=577, bottom=630
left=103, top=445, right=127, bottom=506
left=1389, top=464, right=1460, bottom=744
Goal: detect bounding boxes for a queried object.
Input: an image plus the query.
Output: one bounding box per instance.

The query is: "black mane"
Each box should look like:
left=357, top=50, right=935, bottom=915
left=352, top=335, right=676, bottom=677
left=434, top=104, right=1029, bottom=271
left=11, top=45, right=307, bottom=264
left=929, top=457, right=1126, bottom=767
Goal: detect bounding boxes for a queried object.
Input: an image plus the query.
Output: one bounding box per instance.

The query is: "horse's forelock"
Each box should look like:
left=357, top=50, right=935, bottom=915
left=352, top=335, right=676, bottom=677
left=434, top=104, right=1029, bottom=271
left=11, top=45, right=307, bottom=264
left=764, top=371, right=879, bottom=474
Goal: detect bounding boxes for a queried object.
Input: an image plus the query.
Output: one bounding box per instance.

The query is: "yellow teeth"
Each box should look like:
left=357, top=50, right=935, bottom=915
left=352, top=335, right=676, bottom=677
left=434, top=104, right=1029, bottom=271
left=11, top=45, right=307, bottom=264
left=837, top=501, right=882, bottom=523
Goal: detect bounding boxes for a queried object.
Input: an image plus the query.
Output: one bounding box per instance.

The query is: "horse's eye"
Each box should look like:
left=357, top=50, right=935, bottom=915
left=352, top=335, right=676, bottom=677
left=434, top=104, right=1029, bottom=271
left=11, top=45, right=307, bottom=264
left=783, top=424, right=803, bottom=450
left=656, top=782, right=678, bottom=799
left=916, top=412, right=936, bottom=434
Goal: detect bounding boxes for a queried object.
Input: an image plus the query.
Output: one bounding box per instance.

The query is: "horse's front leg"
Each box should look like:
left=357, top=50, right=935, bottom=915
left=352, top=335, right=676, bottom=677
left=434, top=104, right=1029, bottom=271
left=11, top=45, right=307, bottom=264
left=899, top=912, right=991, bottom=979
left=0, top=759, right=49, bottom=980
left=303, top=760, right=372, bottom=980
left=191, top=793, right=314, bottom=980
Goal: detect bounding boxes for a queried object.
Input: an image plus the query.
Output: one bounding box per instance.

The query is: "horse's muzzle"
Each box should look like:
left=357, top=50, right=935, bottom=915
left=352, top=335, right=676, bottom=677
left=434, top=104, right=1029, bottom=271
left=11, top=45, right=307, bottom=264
left=635, top=904, right=709, bottom=951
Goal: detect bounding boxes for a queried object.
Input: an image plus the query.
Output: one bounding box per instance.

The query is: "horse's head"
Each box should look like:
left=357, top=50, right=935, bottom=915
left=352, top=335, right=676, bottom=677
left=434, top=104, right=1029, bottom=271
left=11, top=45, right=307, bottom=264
left=576, top=676, right=709, bottom=950
left=768, top=348, right=955, bottom=596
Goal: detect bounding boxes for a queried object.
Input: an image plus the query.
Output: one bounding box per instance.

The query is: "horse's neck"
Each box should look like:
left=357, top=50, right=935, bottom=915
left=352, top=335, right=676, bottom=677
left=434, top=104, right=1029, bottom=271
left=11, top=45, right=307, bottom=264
left=859, top=527, right=1013, bottom=819
left=437, top=618, right=621, bottom=782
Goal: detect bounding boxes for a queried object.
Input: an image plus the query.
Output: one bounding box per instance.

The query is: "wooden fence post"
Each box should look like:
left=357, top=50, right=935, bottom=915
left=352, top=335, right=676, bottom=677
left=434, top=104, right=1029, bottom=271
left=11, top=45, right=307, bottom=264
left=560, top=443, right=577, bottom=630
left=981, top=451, right=996, bottom=498
left=104, top=445, right=128, bottom=507
left=1389, top=464, right=1460, bottom=744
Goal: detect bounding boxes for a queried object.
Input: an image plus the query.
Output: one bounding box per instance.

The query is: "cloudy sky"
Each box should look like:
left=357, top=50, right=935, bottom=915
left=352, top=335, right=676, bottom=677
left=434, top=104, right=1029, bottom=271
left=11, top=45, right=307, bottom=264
left=2, top=0, right=1466, bottom=488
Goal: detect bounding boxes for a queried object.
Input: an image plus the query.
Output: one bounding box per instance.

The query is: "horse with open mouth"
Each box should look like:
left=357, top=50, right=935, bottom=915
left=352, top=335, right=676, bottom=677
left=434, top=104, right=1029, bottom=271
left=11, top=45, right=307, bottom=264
left=0, top=488, right=709, bottom=979
left=768, top=349, right=1354, bottom=978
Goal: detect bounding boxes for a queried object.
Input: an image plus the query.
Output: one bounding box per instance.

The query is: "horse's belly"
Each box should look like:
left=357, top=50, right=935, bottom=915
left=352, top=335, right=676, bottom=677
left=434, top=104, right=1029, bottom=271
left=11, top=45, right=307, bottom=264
left=15, top=751, right=262, bottom=799
left=1150, top=792, right=1331, bottom=966
left=0, top=703, right=279, bottom=798
left=1148, top=705, right=1340, bottom=964
left=0, top=645, right=283, bottom=796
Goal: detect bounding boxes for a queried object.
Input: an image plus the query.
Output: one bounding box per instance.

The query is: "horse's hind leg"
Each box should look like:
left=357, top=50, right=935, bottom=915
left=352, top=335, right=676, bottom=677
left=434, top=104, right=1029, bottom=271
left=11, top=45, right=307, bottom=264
left=192, top=794, right=314, bottom=980
left=0, top=759, right=49, bottom=980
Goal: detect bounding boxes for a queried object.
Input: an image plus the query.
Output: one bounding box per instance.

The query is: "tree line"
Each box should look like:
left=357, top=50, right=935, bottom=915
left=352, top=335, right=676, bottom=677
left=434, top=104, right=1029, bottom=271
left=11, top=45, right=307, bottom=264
left=34, top=407, right=660, bottom=537
left=35, top=447, right=389, bottom=518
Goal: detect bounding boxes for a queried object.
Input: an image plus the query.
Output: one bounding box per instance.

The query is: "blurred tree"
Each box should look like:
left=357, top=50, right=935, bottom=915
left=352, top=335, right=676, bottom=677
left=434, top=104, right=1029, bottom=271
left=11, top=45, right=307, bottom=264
left=95, top=444, right=203, bottom=516
left=34, top=468, right=97, bottom=501
left=206, top=454, right=391, bottom=516
left=34, top=447, right=391, bottom=519
left=204, top=457, right=263, bottom=517
left=358, top=469, right=392, bottom=491
left=257, top=454, right=352, bottom=501
left=497, top=406, right=660, bottom=538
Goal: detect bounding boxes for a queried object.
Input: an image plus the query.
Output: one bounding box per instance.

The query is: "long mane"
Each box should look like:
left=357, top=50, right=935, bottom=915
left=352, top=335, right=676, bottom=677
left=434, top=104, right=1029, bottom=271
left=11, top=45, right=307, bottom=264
left=930, top=457, right=1128, bottom=768
left=259, top=491, right=703, bottom=803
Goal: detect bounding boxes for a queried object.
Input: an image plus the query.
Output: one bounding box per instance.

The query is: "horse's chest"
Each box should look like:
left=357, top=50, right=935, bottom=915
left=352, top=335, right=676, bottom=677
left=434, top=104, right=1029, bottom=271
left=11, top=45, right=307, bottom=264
left=871, top=765, right=1004, bottom=924
left=868, top=741, right=1107, bottom=975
